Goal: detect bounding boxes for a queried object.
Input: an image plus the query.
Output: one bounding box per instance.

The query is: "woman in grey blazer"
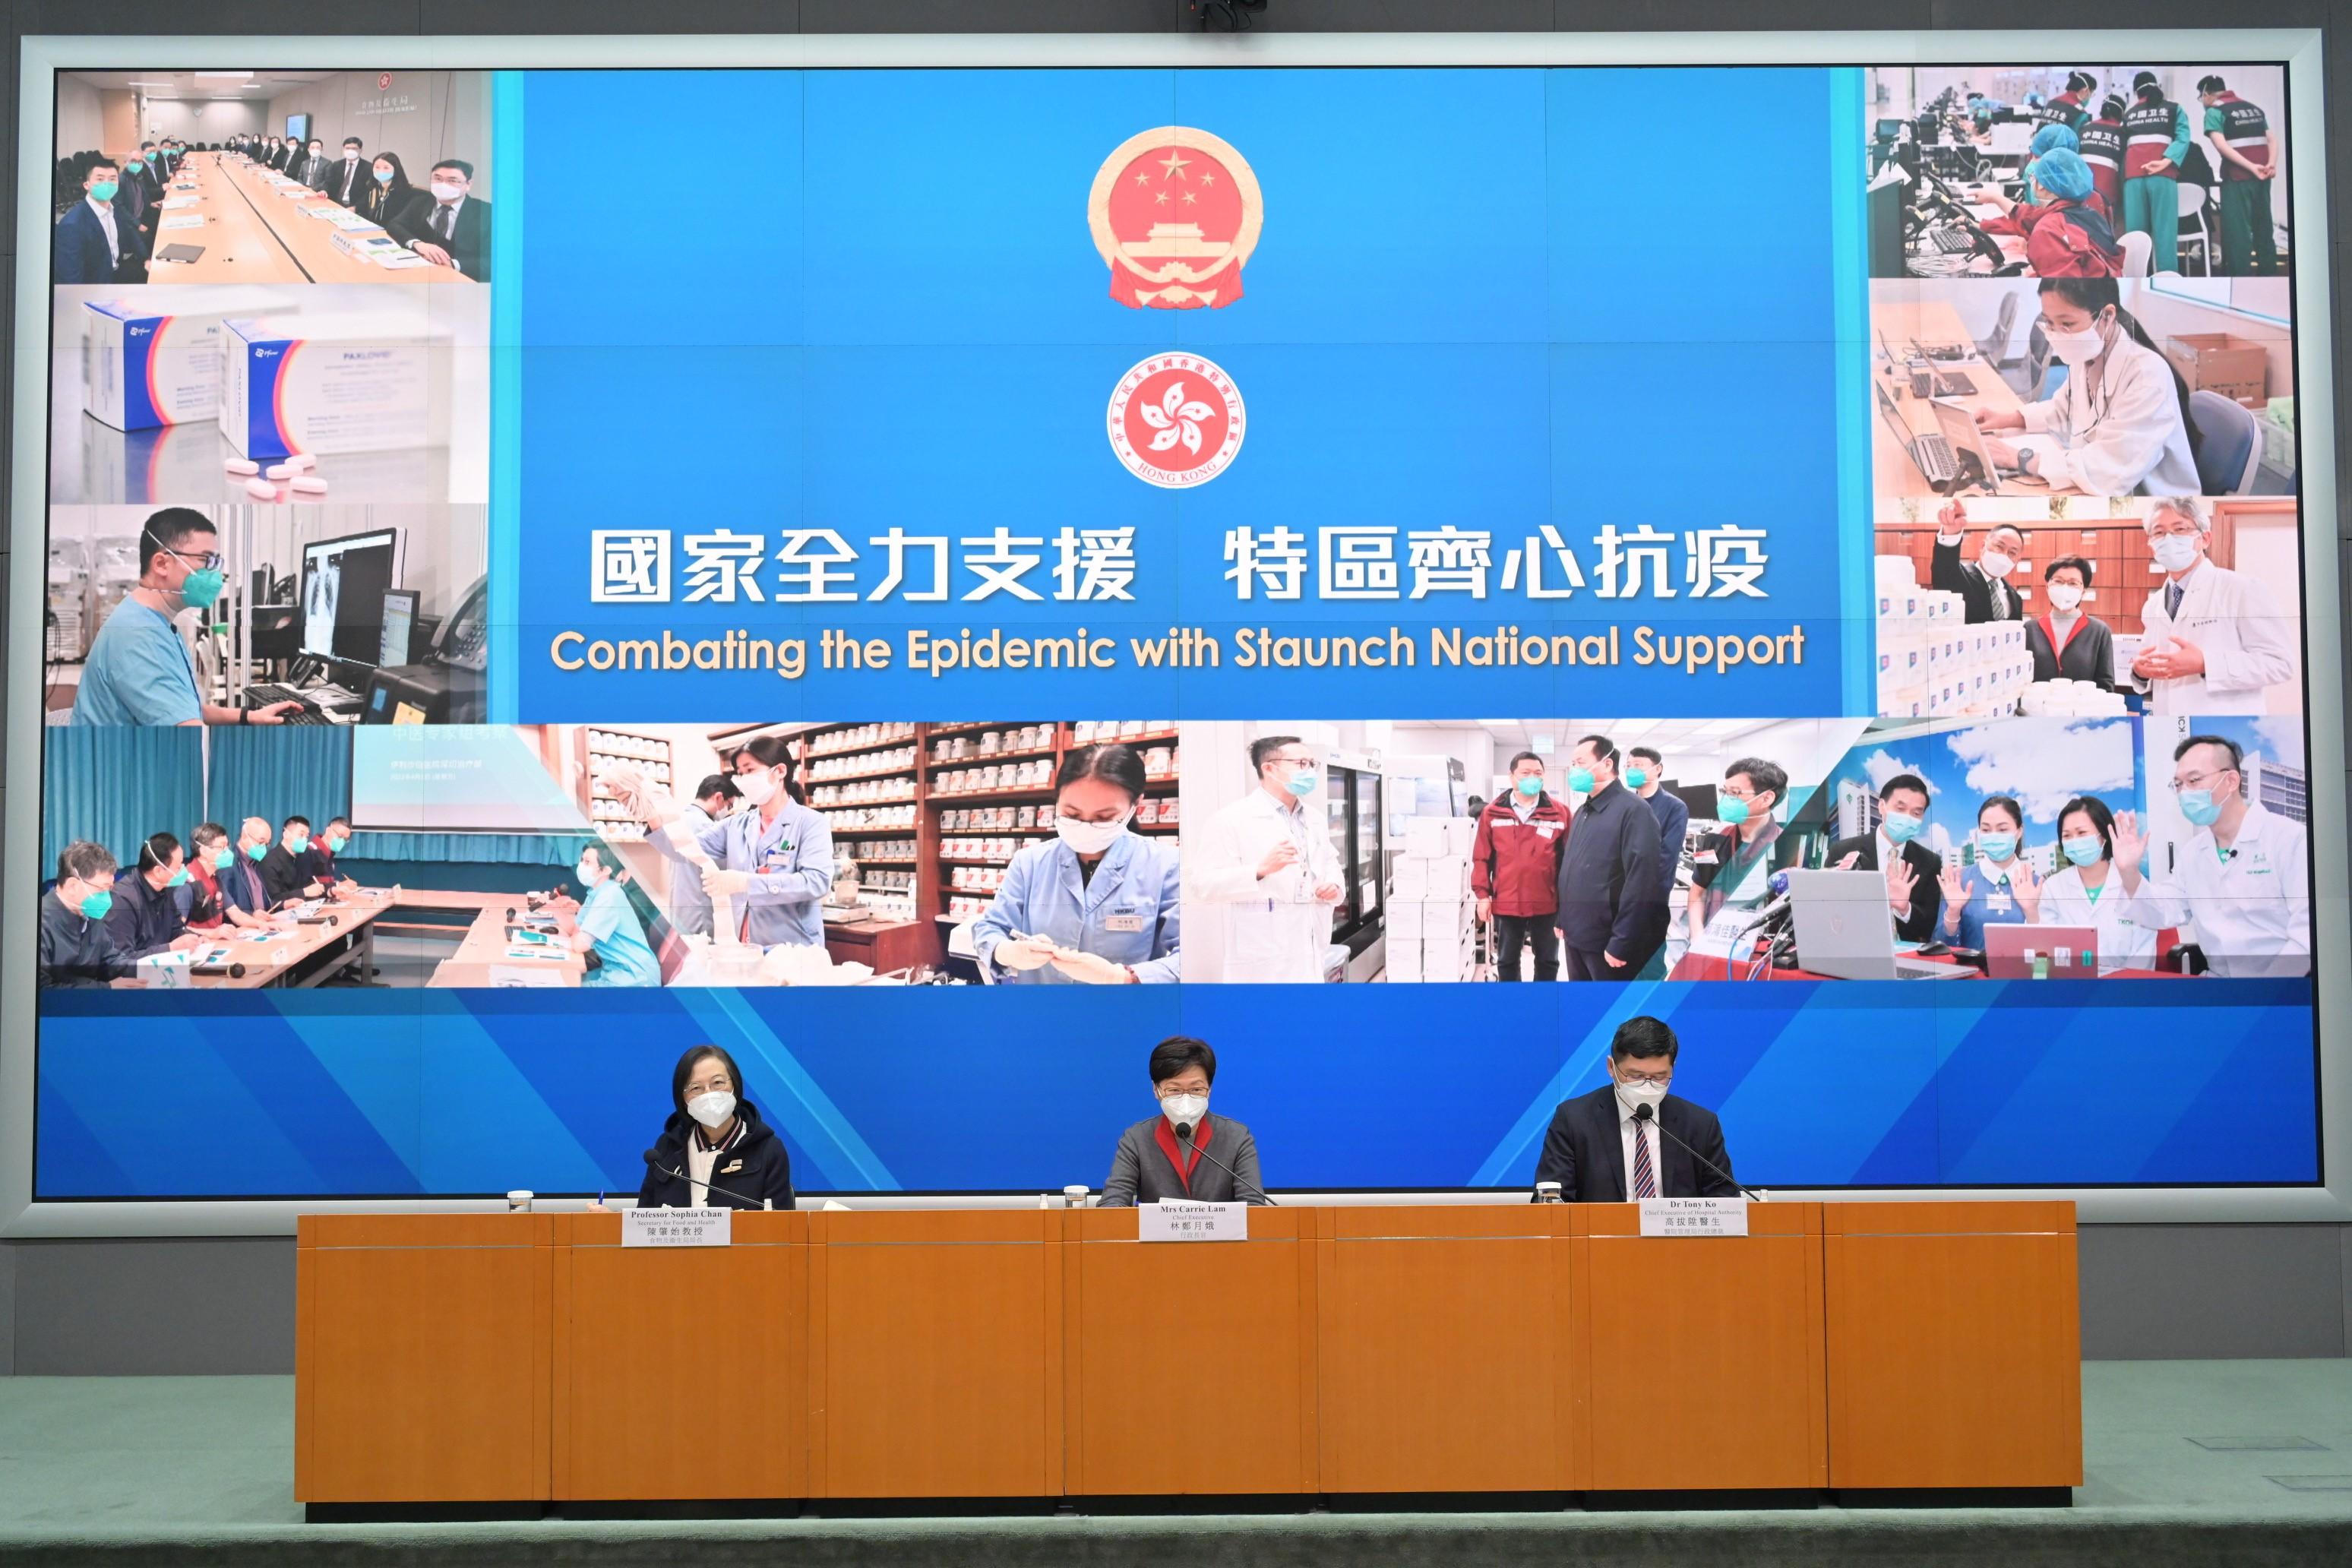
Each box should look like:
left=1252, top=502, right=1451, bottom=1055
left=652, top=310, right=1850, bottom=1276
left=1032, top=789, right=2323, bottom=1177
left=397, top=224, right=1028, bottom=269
left=1099, top=1036, right=1269, bottom=1206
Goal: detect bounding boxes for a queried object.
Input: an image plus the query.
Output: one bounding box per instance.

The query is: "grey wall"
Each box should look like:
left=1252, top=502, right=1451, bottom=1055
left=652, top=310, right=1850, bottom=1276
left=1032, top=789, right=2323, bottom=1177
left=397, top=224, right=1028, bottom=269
left=261, top=71, right=495, bottom=198
left=5, top=0, right=2351, bottom=1374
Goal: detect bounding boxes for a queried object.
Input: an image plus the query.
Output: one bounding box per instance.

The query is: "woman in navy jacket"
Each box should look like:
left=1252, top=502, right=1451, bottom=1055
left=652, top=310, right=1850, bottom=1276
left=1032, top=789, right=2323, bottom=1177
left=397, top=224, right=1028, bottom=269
left=636, top=1044, right=795, bottom=1211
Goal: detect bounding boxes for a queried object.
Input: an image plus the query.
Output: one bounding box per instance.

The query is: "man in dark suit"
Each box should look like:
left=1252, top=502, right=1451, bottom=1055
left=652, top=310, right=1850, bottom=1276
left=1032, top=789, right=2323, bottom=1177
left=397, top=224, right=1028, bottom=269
left=258, top=816, right=326, bottom=909
left=53, top=159, right=138, bottom=284
left=387, top=158, right=492, bottom=282
left=1930, top=503, right=2025, bottom=624
left=114, top=148, right=159, bottom=264
left=1826, top=772, right=1944, bottom=945
left=1553, top=733, right=1668, bottom=980
left=325, top=136, right=370, bottom=206
left=1099, top=1035, right=1269, bottom=1206
left=1534, top=1016, right=1740, bottom=1202
left=295, top=138, right=333, bottom=190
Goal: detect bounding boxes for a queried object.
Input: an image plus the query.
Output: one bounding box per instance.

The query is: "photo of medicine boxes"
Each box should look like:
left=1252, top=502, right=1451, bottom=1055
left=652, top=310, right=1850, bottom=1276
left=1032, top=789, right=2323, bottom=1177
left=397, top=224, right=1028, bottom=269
left=1874, top=553, right=2032, bottom=719
left=81, top=289, right=296, bottom=432
left=1385, top=814, right=1478, bottom=982
left=219, top=311, right=450, bottom=460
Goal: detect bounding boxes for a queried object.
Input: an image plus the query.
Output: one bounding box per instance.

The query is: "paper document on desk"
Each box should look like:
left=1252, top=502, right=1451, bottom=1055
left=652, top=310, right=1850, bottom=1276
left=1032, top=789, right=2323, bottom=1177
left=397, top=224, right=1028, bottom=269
left=489, top=964, right=569, bottom=988
left=372, top=251, right=432, bottom=269
left=503, top=944, right=570, bottom=962
left=159, top=216, right=205, bottom=230
left=159, top=196, right=201, bottom=209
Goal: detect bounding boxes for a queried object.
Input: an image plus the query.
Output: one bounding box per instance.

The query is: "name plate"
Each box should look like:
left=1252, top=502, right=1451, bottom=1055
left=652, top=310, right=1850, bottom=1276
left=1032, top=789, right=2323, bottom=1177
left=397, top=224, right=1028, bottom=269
left=1639, top=1197, right=1748, bottom=1238
left=1140, top=1200, right=1247, bottom=1242
left=624, top=1206, right=733, bottom=1247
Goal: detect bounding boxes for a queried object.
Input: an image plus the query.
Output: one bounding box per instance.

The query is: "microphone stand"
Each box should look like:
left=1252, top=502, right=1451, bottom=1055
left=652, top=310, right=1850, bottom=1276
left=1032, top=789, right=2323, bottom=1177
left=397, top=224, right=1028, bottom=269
left=1632, top=1104, right=1759, bottom=1201
left=1174, top=1122, right=1277, bottom=1206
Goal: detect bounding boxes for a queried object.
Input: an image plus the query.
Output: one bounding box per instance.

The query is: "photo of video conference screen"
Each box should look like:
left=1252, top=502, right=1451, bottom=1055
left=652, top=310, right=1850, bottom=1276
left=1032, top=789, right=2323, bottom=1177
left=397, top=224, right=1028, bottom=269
left=26, top=55, right=2323, bottom=1203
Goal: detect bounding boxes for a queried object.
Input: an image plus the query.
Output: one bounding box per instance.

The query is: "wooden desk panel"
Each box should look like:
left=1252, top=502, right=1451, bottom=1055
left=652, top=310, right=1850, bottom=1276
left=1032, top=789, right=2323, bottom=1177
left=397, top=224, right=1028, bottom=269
left=809, top=1209, right=1063, bottom=1498
left=1064, top=1206, right=1316, bottom=1495
left=552, top=1211, right=806, bottom=1500
left=1314, top=1205, right=1579, bottom=1494
left=1577, top=1203, right=1827, bottom=1491
left=295, top=1213, right=552, bottom=1503
left=1823, top=1201, right=2082, bottom=1490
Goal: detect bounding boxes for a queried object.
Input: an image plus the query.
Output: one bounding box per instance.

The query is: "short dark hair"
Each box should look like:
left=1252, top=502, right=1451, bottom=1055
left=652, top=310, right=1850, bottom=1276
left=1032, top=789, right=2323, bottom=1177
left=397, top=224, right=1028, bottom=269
left=2174, top=733, right=2243, bottom=771
left=2198, top=74, right=2227, bottom=93
left=1880, top=773, right=1930, bottom=809
left=1149, top=1035, right=1217, bottom=1086
left=138, top=507, right=216, bottom=579
left=343, top=136, right=363, bottom=148
left=1055, top=742, right=1148, bottom=801
left=1976, top=795, right=2023, bottom=830
left=192, top=820, right=228, bottom=849
left=735, top=734, right=805, bottom=801
left=695, top=773, right=741, bottom=805
left=1576, top=733, right=1617, bottom=764
left=58, top=840, right=116, bottom=883
left=2044, top=555, right=2094, bottom=587
left=2056, top=795, right=2117, bottom=858
left=283, top=814, right=311, bottom=832
left=327, top=816, right=350, bottom=831
left=1984, top=523, right=2025, bottom=547
left=1609, top=1016, right=1679, bottom=1064
left=1724, top=757, right=1788, bottom=801
left=1630, top=746, right=1663, bottom=767
left=87, top=160, right=117, bottom=176
left=1249, top=735, right=1303, bottom=775
left=1507, top=751, right=1544, bottom=771
left=138, top=832, right=183, bottom=871
left=432, top=158, right=475, bottom=180
left=670, top=1044, right=746, bottom=1118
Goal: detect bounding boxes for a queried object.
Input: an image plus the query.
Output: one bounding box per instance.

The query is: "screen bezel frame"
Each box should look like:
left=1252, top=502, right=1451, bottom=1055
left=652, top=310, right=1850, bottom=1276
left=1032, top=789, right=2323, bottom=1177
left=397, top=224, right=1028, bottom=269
left=8, top=28, right=2343, bottom=1236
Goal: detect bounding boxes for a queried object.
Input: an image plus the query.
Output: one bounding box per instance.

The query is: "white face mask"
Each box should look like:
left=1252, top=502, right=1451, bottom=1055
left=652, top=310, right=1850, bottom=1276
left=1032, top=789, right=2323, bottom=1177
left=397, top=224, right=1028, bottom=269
left=430, top=179, right=465, bottom=203
left=575, top=859, right=603, bottom=887
left=2045, top=582, right=2085, bottom=612
left=1159, top=1092, right=1209, bottom=1128
left=2047, top=325, right=2107, bottom=364
left=1979, top=550, right=2016, bottom=580
left=686, top=1090, right=736, bottom=1129
left=1616, top=1077, right=1669, bottom=1112
left=1054, top=814, right=1130, bottom=855
left=2151, top=534, right=2201, bottom=574
left=734, top=770, right=779, bottom=806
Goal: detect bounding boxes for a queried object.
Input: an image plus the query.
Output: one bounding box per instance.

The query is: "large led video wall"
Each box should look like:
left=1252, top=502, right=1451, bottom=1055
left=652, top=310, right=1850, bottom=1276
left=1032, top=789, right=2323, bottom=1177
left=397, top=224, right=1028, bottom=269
left=27, top=57, right=2321, bottom=1197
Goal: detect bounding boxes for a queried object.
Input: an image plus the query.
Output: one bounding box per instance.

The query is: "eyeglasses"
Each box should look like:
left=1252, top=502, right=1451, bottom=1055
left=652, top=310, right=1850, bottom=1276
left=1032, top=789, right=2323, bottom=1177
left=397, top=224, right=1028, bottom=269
left=161, top=545, right=224, bottom=572
left=2169, top=768, right=2237, bottom=792
left=1616, top=1067, right=1674, bottom=1086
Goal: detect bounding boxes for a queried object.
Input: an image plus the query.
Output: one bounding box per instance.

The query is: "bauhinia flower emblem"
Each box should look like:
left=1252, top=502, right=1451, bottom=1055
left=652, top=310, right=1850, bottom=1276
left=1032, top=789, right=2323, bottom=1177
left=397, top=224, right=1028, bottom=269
left=1136, top=381, right=1218, bottom=457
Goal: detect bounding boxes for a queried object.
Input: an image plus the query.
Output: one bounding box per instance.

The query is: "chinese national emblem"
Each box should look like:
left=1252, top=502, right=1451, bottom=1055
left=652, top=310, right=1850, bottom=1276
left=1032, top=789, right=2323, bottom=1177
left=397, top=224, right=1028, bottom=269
left=1089, top=128, right=1263, bottom=310
left=1107, top=354, right=1245, bottom=488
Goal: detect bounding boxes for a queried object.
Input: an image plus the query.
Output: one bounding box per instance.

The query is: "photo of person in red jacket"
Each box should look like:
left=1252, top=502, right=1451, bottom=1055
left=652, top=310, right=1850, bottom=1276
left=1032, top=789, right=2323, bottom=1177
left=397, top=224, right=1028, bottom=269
left=1470, top=751, right=1572, bottom=982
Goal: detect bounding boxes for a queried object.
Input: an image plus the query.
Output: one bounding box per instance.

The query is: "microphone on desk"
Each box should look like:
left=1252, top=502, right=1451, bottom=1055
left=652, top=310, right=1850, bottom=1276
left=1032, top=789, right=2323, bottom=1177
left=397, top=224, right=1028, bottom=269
left=1173, top=1123, right=1277, bottom=1206
left=1631, top=1103, right=1759, bottom=1202
left=641, top=1147, right=772, bottom=1211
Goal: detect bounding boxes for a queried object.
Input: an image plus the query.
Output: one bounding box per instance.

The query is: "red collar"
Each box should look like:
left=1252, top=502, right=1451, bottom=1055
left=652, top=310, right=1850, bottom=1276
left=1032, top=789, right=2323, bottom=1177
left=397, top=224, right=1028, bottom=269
left=1152, top=1117, right=1211, bottom=1195
left=2039, top=612, right=2088, bottom=659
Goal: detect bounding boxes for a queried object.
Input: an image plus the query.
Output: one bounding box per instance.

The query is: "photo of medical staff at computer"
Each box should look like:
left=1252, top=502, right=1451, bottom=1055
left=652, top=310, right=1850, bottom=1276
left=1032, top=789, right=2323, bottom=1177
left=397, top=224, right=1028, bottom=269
left=1873, top=494, right=2302, bottom=720
left=51, top=69, right=491, bottom=286
left=1174, top=719, right=1867, bottom=984
left=44, top=504, right=487, bottom=727
left=49, top=283, right=489, bottom=507
left=1870, top=277, right=2294, bottom=500
left=1868, top=65, right=2288, bottom=279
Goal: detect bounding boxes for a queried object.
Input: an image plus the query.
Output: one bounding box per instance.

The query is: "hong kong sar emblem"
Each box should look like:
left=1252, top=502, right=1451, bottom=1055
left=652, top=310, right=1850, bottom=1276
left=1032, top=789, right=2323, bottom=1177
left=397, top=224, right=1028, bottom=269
left=1106, top=353, right=1245, bottom=488
left=1089, top=127, right=1263, bottom=309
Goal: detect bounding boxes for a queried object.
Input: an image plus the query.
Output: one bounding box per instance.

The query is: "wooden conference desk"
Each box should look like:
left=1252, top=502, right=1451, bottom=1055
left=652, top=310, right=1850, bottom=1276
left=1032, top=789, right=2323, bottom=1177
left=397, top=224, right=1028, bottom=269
left=135, top=888, right=575, bottom=989
left=144, top=152, right=471, bottom=286
left=1872, top=297, right=2084, bottom=499
left=297, top=1200, right=2079, bottom=1506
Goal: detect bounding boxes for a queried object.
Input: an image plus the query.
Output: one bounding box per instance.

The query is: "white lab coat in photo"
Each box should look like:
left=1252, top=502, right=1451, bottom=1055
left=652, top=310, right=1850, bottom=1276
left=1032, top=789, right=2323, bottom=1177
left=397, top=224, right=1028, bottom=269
left=2122, top=803, right=2309, bottom=978
left=2033, top=865, right=2157, bottom=975
left=2132, top=560, right=2297, bottom=714
left=2015, top=333, right=2202, bottom=496
left=1185, top=787, right=1343, bottom=982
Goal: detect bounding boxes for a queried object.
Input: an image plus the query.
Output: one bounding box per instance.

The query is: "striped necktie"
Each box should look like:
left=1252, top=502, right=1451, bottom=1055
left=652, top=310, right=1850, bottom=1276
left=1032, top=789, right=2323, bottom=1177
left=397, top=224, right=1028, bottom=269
left=2166, top=580, right=2184, bottom=619
left=1631, top=1119, right=1658, bottom=1200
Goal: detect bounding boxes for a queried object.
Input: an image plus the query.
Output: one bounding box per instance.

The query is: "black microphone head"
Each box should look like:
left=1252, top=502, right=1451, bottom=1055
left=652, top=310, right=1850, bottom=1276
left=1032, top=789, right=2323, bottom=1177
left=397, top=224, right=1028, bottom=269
left=1174, top=1122, right=1193, bottom=1140
left=642, top=1148, right=663, bottom=1167
left=1633, top=1102, right=1655, bottom=1123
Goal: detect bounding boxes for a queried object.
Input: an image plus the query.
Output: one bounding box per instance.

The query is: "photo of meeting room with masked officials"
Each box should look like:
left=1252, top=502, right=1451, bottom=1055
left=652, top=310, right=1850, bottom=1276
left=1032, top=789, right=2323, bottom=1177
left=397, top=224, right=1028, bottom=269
left=43, top=504, right=488, bottom=729
left=49, top=69, right=491, bottom=285
left=35, top=719, right=1184, bottom=991
left=1869, top=276, right=2294, bottom=501
left=1867, top=64, right=2288, bottom=280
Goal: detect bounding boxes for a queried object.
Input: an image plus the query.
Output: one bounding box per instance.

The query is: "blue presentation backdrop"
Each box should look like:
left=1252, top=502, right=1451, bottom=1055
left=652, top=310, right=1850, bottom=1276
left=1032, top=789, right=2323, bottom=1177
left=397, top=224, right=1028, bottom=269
left=500, top=65, right=1870, bottom=719
left=36, top=978, right=2316, bottom=1196
left=31, top=64, right=2324, bottom=1197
